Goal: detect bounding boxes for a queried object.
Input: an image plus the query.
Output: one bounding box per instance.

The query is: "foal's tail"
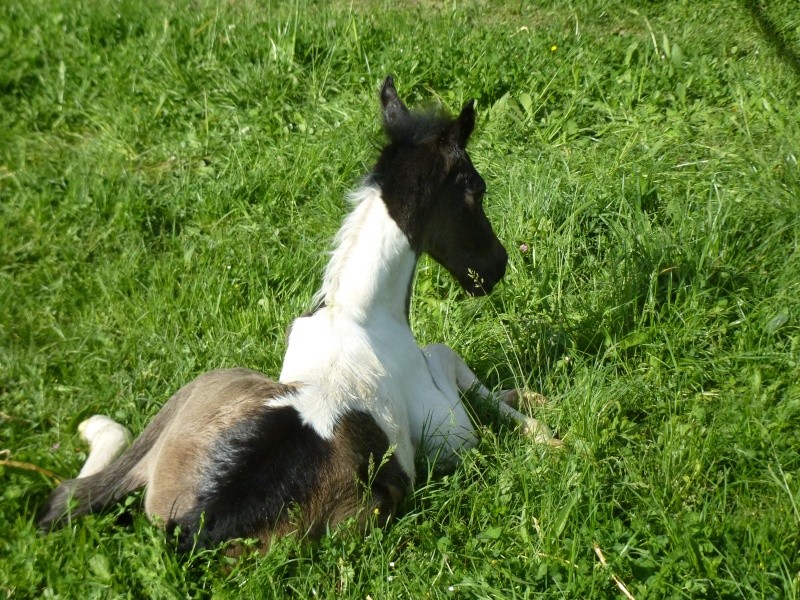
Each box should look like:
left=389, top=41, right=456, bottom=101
left=38, top=409, right=168, bottom=530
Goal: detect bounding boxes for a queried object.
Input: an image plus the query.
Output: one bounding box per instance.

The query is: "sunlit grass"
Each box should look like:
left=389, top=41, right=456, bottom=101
left=2, top=0, right=799, bottom=597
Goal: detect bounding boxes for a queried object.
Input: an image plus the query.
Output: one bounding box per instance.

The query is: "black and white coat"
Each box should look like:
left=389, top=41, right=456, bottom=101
left=38, top=78, right=555, bottom=552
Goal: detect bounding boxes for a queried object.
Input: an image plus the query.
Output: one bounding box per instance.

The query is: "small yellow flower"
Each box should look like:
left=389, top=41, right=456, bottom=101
left=373, top=507, right=380, bottom=515
left=550, top=44, right=558, bottom=52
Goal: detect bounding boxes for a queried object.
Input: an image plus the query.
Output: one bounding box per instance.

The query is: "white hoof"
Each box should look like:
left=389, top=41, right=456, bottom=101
left=522, top=418, right=563, bottom=448
left=519, top=390, right=549, bottom=407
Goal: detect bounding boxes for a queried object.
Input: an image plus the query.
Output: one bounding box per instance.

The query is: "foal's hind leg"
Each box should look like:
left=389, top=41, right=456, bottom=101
left=76, top=415, right=133, bottom=478
left=425, top=344, right=559, bottom=446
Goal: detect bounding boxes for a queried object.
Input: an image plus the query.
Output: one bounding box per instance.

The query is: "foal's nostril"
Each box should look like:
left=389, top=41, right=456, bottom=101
left=469, top=246, right=508, bottom=296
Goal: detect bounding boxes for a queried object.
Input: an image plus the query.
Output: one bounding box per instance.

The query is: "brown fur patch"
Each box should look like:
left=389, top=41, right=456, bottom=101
left=143, top=369, right=295, bottom=522
left=218, top=410, right=410, bottom=555
left=295, top=410, right=409, bottom=539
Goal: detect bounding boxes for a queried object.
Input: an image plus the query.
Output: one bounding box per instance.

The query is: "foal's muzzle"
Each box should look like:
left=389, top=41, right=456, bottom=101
left=462, top=243, right=508, bottom=296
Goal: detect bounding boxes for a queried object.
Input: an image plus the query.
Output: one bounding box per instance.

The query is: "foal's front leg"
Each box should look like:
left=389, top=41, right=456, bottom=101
left=423, top=344, right=558, bottom=445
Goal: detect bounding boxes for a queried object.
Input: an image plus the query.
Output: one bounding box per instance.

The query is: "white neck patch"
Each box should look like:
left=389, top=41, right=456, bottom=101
left=313, top=185, right=417, bottom=322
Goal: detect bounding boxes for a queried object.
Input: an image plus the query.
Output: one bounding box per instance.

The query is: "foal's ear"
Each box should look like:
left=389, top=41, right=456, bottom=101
left=447, top=99, right=476, bottom=148
left=380, top=76, right=409, bottom=129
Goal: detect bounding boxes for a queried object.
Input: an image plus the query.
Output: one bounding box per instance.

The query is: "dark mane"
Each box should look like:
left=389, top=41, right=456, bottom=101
left=383, top=106, right=453, bottom=146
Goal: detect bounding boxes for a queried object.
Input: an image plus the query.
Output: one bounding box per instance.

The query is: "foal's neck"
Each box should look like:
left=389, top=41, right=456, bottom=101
left=316, top=186, right=417, bottom=324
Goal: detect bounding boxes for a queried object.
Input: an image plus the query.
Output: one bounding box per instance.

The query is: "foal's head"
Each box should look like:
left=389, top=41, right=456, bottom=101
left=373, top=77, right=508, bottom=296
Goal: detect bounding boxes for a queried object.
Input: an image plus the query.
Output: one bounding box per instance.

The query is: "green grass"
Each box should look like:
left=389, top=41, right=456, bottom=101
left=2, top=0, right=799, bottom=597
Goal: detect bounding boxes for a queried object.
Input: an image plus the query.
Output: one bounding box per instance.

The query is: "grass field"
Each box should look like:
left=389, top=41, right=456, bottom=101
left=2, top=0, right=799, bottom=597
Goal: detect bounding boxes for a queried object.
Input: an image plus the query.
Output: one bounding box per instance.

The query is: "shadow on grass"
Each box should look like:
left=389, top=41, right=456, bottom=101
left=742, top=0, right=800, bottom=75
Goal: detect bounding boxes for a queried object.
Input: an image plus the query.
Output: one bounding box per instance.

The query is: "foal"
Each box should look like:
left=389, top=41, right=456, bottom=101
left=38, top=77, right=554, bottom=551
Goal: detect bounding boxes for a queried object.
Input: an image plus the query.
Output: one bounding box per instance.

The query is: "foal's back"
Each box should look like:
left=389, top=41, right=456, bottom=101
left=142, top=368, right=289, bottom=521
left=151, top=369, right=409, bottom=550
left=39, top=367, right=409, bottom=551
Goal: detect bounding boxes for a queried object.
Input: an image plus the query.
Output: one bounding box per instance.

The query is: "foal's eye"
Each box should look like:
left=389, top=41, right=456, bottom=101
left=467, top=178, right=486, bottom=200
left=465, top=189, right=483, bottom=209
